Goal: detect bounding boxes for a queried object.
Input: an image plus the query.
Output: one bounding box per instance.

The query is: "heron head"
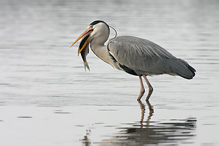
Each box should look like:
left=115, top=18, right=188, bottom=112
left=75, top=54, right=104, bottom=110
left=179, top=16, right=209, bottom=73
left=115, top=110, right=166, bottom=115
left=70, top=20, right=109, bottom=70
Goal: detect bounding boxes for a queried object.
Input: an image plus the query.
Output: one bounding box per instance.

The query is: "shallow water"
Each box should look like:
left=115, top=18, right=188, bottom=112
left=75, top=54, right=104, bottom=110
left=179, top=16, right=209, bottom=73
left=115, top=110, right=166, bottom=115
left=0, top=0, right=219, bottom=145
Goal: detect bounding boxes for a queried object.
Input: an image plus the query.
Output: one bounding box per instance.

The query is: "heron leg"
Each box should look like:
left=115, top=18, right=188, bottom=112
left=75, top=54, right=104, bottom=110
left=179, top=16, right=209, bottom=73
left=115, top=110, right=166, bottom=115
left=143, top=75, right=153, bottom=101
left=137, top=76, right=145, bottom=101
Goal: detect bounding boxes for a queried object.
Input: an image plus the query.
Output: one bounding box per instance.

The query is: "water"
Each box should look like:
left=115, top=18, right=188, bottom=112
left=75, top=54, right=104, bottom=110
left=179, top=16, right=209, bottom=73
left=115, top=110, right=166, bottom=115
left=0, top=0, right=219, bottom=145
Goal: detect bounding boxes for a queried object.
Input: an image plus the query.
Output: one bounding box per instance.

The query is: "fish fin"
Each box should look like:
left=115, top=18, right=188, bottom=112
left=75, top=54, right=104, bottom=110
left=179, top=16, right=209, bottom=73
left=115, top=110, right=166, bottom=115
left=84, top=61, right=90, bottom=71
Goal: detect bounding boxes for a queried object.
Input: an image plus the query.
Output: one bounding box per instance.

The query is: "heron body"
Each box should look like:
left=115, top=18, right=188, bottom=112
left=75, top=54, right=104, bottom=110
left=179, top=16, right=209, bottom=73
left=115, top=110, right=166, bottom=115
left=71, top=20, right=196, bottom=101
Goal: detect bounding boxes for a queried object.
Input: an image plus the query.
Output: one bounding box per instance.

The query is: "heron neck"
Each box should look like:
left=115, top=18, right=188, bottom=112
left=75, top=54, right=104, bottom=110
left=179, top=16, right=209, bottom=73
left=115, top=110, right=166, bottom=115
left=90, top=39, right=111, bottom=65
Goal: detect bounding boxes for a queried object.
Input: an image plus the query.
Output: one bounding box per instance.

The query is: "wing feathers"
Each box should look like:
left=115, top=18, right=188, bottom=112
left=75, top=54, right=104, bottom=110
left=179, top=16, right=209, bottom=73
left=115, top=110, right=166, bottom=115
left=108, top=36, right=175, bottom=75
left=108, top=36, right=195, bottom=78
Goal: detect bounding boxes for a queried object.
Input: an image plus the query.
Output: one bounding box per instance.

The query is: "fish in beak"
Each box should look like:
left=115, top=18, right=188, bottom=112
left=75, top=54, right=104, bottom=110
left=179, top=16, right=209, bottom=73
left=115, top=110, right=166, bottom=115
left=70, top=26, right=94, bottom=70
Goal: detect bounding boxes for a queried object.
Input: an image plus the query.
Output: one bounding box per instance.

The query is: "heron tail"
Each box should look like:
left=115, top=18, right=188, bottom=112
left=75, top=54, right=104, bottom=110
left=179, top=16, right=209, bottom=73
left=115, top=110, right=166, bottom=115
left=170, top=58, right=196, bottom=79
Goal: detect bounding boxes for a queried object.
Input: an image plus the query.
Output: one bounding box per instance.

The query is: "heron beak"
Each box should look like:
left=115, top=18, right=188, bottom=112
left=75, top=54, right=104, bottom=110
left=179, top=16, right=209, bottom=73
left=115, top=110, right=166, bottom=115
left=70, top=27, right=93, bottom=55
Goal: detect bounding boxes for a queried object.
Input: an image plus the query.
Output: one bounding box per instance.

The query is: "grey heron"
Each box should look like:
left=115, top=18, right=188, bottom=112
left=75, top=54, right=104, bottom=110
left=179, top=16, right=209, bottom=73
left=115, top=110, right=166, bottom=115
left=71, top=20, right=196, bottom=101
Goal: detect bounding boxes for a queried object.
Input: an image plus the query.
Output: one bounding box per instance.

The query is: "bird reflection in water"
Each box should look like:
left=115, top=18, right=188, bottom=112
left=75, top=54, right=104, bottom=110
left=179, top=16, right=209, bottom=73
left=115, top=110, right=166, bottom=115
left=138, top=100, right=154, bottom=128
left=80, top=101, right=196, bottom=146
left=101, top=101, right=196, bottom=145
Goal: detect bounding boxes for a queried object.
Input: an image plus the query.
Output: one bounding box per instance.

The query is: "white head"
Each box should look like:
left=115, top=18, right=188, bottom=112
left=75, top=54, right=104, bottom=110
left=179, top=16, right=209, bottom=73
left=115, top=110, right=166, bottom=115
left=70, top=20, right=110, bottom=70
left=71, top=20, right=110, bottom=55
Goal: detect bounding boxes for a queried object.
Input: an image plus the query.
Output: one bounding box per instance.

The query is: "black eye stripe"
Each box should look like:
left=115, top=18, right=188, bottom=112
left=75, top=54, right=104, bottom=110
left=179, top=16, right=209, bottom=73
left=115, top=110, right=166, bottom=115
left=90, top=20, right=104, bottom=25
left=90, top=20, right=109, bottom=28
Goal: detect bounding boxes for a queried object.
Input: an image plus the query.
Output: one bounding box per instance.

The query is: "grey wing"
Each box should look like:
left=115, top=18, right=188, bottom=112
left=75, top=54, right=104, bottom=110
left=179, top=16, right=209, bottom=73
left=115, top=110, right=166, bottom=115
left=108, top=36, right=177, bottom=76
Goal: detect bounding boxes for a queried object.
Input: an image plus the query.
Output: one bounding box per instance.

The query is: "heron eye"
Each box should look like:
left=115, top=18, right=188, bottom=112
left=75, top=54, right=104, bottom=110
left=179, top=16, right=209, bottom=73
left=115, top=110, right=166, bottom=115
left=89, top=25, right=93, bottom=29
